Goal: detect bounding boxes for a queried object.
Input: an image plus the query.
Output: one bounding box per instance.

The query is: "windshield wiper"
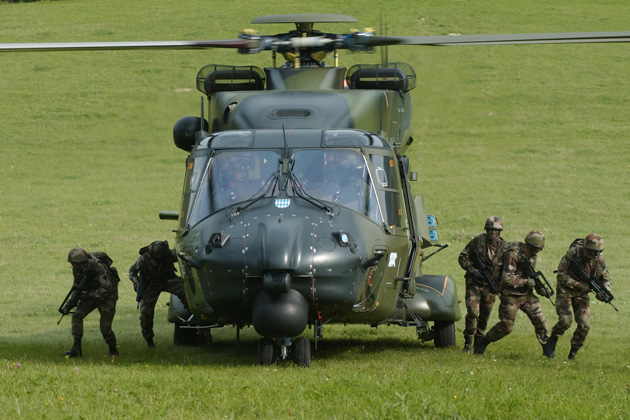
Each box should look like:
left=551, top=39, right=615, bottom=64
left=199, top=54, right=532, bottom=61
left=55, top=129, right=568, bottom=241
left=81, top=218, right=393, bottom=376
left=289, top=170, right=334, bottom=214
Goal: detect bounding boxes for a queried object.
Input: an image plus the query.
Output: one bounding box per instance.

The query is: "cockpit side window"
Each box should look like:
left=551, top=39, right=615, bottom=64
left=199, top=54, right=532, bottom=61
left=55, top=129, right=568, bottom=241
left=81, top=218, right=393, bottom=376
left=369, top=154, right=404, bottom=229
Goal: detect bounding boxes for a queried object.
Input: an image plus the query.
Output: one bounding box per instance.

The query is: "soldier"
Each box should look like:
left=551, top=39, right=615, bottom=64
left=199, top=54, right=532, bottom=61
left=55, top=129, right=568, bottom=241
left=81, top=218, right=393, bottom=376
left=543, top=234, right=612, bottom=360
left=474, top=231, right=551, bottom=356
left=63, top=247, right=119, bottom=357
left=458, top=216, right=507, bottom=353
left=129, top=240, right=187, bottom=347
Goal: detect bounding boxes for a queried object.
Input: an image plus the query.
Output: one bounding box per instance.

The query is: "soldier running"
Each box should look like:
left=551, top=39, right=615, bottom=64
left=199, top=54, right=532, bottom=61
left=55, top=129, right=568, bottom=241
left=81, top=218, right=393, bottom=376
left=458, top=216, right=508, bottom=353
left=474, top=231, right=551, bottom=357
left=543, top=234, right=613, bottom=360
left=63, top=247, right=120, bottom=357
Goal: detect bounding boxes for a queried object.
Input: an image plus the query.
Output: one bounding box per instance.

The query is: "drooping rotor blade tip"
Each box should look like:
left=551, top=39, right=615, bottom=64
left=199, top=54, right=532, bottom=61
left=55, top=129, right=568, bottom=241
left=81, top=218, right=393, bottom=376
left=0, top=39, right=258, bottom=53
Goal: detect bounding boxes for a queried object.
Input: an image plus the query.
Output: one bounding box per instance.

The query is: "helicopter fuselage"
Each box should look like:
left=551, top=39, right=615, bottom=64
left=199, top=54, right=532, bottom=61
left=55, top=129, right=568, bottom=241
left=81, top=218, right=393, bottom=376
left=168, top=62, right=460, bottom=356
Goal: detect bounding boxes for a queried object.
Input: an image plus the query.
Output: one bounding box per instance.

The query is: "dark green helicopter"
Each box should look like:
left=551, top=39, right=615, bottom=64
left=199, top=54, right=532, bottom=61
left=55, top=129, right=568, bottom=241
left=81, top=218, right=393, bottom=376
left=3, top=14, right=629, bottom=366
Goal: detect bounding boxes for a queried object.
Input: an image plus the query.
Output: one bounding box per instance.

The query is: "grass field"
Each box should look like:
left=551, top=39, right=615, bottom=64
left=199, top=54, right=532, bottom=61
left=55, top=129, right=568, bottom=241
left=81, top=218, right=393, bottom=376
left=1, top=0, right=629, bottom=418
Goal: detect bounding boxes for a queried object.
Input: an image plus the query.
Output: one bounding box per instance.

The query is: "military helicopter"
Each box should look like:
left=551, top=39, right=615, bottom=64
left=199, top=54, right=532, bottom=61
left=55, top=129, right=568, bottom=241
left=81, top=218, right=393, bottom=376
left=3, top=14, right=629, bottom=367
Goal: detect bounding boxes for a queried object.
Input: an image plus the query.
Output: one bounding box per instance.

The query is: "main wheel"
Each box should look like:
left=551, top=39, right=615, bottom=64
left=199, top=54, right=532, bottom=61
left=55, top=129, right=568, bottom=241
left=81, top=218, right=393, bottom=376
left=257, top=337, right=275, bottom=365
left=433, top=321, right=456, bottom=348
left=293, top=337, right=311, bottom=367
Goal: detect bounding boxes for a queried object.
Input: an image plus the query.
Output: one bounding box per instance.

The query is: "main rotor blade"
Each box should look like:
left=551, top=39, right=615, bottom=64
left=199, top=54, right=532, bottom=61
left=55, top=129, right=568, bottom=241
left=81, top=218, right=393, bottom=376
left=358, top=31, right=630, bottom=47
left=0, top=39, right=257, bottom=53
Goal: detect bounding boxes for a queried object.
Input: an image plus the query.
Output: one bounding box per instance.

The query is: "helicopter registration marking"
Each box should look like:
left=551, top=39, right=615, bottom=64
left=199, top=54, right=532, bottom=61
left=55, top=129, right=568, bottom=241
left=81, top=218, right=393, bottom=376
left=275, top=198, right=291, bottom=208
left=388, top=252, right=397, bottom=267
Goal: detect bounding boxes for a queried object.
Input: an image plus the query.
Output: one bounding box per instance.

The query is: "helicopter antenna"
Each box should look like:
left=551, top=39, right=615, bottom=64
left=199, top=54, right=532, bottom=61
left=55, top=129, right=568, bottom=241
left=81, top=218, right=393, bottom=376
left=380, top=9, right=389, bottom=65
left=278, top=125, right=290, bottom=192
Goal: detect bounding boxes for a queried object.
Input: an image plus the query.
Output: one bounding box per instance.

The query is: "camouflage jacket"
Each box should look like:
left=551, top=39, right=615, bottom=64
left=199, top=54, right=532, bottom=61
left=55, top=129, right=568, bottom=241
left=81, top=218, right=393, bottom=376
left=458, top=233, right=507, bottom=285
left=499, top=242, right=537, bottom=297
left=72, top=254, right=118, bottom=300
left=129, top=249, right=178, bottom=288
left=557, top=242, right=611, bottom=298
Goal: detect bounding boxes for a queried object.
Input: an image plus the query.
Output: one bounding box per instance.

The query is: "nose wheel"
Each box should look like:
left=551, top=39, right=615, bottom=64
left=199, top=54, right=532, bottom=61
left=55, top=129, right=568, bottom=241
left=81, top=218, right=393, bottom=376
left=256, top=336, right=311, bottom=367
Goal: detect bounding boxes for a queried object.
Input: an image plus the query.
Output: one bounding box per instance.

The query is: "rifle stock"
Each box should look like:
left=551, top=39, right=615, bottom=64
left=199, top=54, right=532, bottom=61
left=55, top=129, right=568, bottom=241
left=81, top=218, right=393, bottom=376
left=469, top=248, right=499, bottom=294
left=568, top=259, right=618, bottom=312
left=518, top=256, right=555, bottom=306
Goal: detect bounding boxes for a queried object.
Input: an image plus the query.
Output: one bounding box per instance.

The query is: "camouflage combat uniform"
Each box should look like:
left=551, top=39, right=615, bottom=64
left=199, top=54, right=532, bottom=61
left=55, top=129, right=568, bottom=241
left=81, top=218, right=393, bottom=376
left=458, top=233, right=507, bottom=345
left=70, top=254, right=119, bottom=349
left=550, top=239, right=611, bottom=351
left=484, top=242, right=549, bottom=347
left=129, top=242, right=187, bottom=345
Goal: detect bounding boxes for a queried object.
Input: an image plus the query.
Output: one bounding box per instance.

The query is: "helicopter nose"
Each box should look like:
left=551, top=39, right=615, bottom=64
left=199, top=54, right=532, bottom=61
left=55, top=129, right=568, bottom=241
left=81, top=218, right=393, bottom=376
left=252, top=288, right=309, bottom=338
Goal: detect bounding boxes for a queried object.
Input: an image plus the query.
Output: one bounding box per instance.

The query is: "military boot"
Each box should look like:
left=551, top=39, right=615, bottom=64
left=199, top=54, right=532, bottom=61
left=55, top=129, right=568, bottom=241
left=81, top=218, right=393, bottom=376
left=108, top=342, right=119, bottom=356
left=462, top=336, right=473, bottom=354
left=543, top=335, right=558, bottom=358
left=568, top=346, right=580, bottom=361
left=63, top=338, right=82, bottom=358
left=474, top=335, right=489, bottom=355
left=146, top=337, right=155, bottom=348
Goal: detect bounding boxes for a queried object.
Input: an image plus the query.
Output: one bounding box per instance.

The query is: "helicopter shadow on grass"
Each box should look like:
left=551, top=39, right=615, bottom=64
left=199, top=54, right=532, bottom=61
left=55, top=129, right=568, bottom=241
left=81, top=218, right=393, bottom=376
left=2, top=322, right=441, bottom=367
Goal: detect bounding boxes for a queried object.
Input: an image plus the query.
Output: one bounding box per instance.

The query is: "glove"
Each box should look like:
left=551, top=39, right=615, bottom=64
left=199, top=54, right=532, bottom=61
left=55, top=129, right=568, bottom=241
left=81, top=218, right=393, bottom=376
left=526, top=278, right=536, bottom=289
left=595, top=293, right=604, bottom=302
left=573, top=281, right=590, bottom=293
left=535, top=284, right=547, bottom=296
left=133, top=282, right=139, bottom=292
left=469, top=269, right=484, bottom=281
left=78, top=292, right=92, bottom=301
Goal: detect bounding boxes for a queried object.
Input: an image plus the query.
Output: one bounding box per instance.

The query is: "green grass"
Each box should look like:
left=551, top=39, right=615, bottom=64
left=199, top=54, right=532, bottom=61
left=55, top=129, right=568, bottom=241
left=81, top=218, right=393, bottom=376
left=1, top=0, right=629, bottom=418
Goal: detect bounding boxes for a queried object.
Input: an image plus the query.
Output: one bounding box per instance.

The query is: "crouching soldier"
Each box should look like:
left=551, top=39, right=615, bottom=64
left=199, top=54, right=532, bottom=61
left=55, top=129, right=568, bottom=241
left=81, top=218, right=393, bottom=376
left=129, top=240, right=188, bottom=347
left=63, top=247, right=120, bottom=357
left=543, top=234, right=613, bottom=360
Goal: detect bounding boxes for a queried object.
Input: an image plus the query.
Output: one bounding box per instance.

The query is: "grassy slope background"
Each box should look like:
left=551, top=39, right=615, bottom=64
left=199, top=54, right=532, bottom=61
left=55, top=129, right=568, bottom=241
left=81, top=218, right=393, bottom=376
left=1, top=0, right=628, bottom=418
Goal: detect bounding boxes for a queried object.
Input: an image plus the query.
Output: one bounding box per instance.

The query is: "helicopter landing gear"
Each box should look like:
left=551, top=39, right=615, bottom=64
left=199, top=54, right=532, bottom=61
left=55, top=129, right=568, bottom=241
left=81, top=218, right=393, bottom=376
left=256, top=336, right=311, bottom=367
left=293, top=337, right=311, bottom=367
left=257, top=337, right=275, bottom=365
left=433, top=321, right=456, bottom=348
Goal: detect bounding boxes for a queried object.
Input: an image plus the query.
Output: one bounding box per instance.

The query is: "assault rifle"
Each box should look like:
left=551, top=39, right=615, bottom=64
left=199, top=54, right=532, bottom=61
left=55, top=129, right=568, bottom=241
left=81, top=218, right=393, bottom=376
left=469, top=248, right=499, bottom=295
left=57, top=275, right=89, bottom=324
left=518, top=256, right=555, bottom=306
left=568, top=259, right=618, bottom=312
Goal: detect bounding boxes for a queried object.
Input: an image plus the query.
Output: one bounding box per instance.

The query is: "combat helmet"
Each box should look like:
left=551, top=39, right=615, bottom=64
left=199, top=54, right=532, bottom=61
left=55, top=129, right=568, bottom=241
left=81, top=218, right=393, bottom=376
left=67, top=247, right=88, bottom=263
left=149, top=240, right=170, bottom=257
left=524, top=230, right=545, bottom=250
left=484, top=216, right=503, bottom=231
left=583, top=233, right=603, bottom=258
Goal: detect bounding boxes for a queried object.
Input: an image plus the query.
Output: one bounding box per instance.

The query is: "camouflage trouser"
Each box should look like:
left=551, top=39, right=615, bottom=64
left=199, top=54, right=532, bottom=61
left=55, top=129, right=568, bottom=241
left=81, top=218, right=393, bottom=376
left=550, top=293, right=590, bottom=349
left=486, top=293, right=549, bottom=345
left=464, top=279, right=496, bottom=339
left=139, top=280, right=187, bottom=341
left=71, top=291, right=118, bottom=345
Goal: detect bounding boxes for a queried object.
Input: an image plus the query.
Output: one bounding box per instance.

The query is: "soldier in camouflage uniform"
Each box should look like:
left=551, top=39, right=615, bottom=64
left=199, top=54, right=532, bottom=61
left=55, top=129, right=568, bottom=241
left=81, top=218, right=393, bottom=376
left=458, top=216, right=507, bottom=353
left=63, top=247, right=120, bottom=357
left=474, top=231, right=551, bottom=356
left=543, top=234, right=612, bottom=360
left=129, top=240, right=188, bottom=347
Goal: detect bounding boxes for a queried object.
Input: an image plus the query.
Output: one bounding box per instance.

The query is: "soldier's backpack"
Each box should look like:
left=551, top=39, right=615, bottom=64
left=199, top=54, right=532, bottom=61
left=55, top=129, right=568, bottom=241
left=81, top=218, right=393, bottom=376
left=90, top=251, right=121, bottom=283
